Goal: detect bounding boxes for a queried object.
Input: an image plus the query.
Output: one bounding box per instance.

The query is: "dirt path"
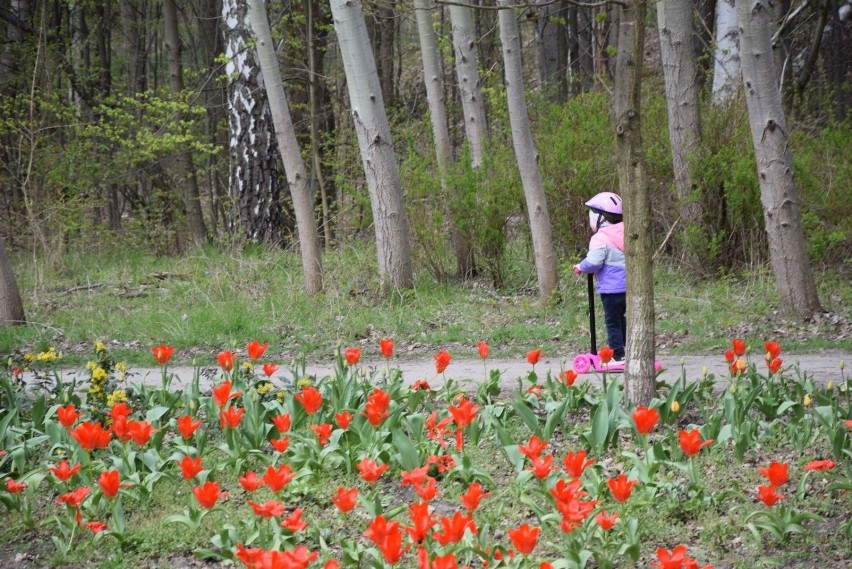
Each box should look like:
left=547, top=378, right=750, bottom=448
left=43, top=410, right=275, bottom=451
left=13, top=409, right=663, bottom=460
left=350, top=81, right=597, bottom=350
left=43, top=350, right=850, bottom=393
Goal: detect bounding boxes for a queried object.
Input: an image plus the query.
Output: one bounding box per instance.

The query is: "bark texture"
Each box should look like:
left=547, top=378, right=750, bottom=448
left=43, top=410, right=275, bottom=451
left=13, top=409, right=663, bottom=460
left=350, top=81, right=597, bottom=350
left=497, top=0, right=558, bottom=300
left=737, top=0, right=821, bottom=320
left=330, top=0, right=413, bottom=290
left=613, top=0, right=655, bottom=405
left=222, top=0, right=287, bottom=245
left=449, top=0, right=489, bottom=168
left=0, top=237, right=25, bottom=325
left=247, top=0, right=323, bottom=295
left=711, top=0, right=740, bottom=103
left=657, top=0, right=703, bottom=266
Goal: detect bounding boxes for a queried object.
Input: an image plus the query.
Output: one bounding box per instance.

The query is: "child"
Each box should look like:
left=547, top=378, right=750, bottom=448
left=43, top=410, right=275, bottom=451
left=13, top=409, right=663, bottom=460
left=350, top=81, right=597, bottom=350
left=572, top=192, right=626, bottom=363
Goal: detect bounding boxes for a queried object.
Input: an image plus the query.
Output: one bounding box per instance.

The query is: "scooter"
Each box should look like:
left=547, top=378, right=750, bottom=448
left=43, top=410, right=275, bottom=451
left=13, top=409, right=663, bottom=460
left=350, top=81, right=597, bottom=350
left=571, top=273, right=661, bottom=374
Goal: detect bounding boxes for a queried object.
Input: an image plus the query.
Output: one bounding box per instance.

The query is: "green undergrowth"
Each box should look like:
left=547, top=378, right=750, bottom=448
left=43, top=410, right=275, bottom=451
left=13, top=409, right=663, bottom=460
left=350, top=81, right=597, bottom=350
left=3, top=244, right=850, bottom=367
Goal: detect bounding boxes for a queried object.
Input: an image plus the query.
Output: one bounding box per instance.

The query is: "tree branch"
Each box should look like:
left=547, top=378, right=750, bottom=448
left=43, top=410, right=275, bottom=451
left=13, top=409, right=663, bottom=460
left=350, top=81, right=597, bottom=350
left=772, top=0, right=809, bottom=46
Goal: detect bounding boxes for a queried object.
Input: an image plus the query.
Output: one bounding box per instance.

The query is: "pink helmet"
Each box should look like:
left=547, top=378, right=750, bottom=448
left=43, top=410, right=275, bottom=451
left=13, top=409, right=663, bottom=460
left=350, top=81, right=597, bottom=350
left=585, top=192, right=622, bottom=215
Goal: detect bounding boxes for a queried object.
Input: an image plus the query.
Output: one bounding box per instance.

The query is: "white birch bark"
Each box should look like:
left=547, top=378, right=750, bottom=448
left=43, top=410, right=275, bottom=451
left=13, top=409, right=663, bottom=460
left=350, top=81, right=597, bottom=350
left=657, top=0, right=703, bottom=263
left=449, top=0, right=489, bottom=168
left=497, top=0, right=558, bottom=299
left=330, top=0, right=413, bottom=289
left=737, top=0, right=821, bottom=319
left=246, top=0, right=323, bottom=295
left=712, top=0, right=740, bottom=103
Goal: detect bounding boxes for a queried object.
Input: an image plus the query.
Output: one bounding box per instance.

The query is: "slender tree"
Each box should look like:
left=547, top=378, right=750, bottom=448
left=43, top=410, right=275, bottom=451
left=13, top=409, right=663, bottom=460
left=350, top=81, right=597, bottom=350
left=711, top=0, right=739, bottom=103
left=497, top=0, right=558, bottom=300
left=737, top=0, right=821, bottom=319
left=657, top=0, right=703, bottom=267
left=0, top=237, right=25, bottom=326
left=330, top=0, right=413, bottom=290
left=612, top=0, right=655, bottom=405
left=246, top=0, right=323, bottom=295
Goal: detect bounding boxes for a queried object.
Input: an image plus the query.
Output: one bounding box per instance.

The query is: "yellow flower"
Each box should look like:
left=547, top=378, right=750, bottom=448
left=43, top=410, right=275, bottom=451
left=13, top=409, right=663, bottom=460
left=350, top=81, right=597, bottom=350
left=107, top=389, right=128, bottom=407
left=257, top=382, right=272, bottom=395
left=95, top=341, right=107, bottom=353
left=670, top=400, right=680, bottom=414
left=242, top=361, right=253, bottom=370
left=803, top=394, right=812, bottom=407
left=297, top=377, right=312, bottom=388
left=86, top=361, right=97, bottom=371
left=37, top=347, right=58, bottom=363
left=115, top=362, right=128, bottom=373
left=91, top=367, right=108, bottom=382
left=24, top=353, right=35, bottom=363
left=276, top=391, right=287, bottom=402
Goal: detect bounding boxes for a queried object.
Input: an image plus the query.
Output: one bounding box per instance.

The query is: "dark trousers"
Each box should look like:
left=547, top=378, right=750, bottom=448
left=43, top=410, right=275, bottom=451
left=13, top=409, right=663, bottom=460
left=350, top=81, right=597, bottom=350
left=600, top=292, right=626, bottom=360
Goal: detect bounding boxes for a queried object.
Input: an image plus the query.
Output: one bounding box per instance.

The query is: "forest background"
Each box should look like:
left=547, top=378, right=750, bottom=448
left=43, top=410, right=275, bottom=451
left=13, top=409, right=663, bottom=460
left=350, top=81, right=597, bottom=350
left=0, top=0, right=850, bottom=370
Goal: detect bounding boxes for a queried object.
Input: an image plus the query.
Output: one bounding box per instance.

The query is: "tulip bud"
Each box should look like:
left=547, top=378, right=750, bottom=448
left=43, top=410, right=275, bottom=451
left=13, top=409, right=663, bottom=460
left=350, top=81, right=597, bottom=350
left=803, top=394, right=812, bottom=407
left=702, top=366, right=708, bottom=378
left=190, top=400, right=197, bottom=411
left=840, top=360, right=845, bottom=371
left=670, top=400, right=680, bottom=414
left=730, top=384, right=736, bottom=394
left=827, top=381, right=834, bottom=391
left=680, top=357, right=685, bottom=366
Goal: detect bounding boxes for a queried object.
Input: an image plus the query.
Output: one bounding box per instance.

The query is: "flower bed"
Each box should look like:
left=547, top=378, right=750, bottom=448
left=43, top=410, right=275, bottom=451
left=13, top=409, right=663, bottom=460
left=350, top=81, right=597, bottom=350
left=1, top=340, right=850, bottom=568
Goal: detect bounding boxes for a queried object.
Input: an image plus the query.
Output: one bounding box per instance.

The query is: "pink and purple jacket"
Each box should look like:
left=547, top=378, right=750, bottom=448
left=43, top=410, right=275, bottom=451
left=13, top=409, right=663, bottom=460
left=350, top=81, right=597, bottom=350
left=577, top=223, right=626, bottom=294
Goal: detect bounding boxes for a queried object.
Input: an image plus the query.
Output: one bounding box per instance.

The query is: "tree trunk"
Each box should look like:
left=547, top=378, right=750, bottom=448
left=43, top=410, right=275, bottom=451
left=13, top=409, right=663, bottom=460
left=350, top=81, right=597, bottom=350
left=612, top=0, right=655, bottom=406
left=118, top=0, right=147, bottom=95
left=222, top=0, right=288, bottom=246
left=737, top=0, right=821, bottom=320
left=246, top=0, right=323, bottom=295
left=536, top=0, right=567, bottom=100
left=330, top=0, right=413, bottom=290
left=0, top=237, right=25, bottom=326
left=163, top=0, right=208, bottom=246
left=414, top=0, right=475, bottom=279
left=693, top=0, right=716, bottom=89
left=711, top=0, right=739, bottom=103
left=497, top=0, right=558, bottom=300
left=657, top=0, right=704, bottom=268
left=449, top=0, right=489, bottom=168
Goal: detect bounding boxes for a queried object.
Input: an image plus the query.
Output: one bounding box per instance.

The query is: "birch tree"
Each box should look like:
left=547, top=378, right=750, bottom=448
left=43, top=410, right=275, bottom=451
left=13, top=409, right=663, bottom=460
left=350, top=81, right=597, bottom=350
left=612, top=0, right=655, bottom=405
left=712, top=0, right=740, bottom=103
left=497, top=0, right=558, bottom=300
left=222, top=0, right=288, bottom=245
left=657, top=0, right=703, bottom=266
left=0, top=237, right=25, bottom=326
left=247, top=0, right=323, bottom=295
left=737, top=0, right=821, bottom=319
left=449, top=0, right=489, bottom=168
left=414, top=0, right=474, bottom=278
left=330, top=0, right=413, bottom=289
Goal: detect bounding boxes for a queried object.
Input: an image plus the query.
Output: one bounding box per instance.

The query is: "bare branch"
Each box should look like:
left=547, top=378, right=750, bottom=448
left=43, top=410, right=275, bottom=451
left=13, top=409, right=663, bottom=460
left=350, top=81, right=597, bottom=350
left=431, top=0, right=627, bottom=11
left=772, top=0, right=809, bottom=46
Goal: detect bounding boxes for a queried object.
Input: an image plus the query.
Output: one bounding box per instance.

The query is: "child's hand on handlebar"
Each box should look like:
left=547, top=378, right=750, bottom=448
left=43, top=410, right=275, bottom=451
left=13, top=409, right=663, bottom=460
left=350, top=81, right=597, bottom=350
left=572, top=265, right=581, bottom=275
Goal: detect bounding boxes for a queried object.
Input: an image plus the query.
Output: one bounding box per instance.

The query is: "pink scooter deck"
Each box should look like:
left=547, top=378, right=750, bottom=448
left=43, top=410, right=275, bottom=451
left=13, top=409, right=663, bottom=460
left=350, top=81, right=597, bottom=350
left=572, top=353, right=662, bottom=374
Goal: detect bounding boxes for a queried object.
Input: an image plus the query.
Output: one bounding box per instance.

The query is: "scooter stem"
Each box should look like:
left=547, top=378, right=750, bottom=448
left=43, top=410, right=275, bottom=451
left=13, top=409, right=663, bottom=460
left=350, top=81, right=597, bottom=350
left=587, top=273, right=597, bottom=355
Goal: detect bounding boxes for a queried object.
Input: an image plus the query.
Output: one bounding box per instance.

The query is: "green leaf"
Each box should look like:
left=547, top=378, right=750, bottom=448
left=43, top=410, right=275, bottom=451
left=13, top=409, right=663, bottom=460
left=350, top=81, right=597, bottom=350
left=589, top=400, right=610, bottom=453
left=543, top=399, right=569, bottom=441
left=510, top=400, right=541, bottom=436
left=391, top=429, right=421, bottom=471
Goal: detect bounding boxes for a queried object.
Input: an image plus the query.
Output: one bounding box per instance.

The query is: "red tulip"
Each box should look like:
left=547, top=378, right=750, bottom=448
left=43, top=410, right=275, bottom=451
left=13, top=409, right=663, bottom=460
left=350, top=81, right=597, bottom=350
left=311, top=423, right=333, bottom=446
left=803, top=459, right=835, bottom=471
left=332, top=486, right=358, bottom=513
left=759, top=461, right=789, bottom=487
left=57, top=404, right=81, bottom=428
left=335, top=411, right=353, bottom=429
left=562, top=449, right=595, bottom=479
left=764, top=340, right=781, bottom=361
left=357, top=457, right=389, bottom=483
left=176, top=415, right=202, bottom=439
left=550, top=478, right=585, bottom=503
left=411, top=379, right=431, bottom=391
left=280, top=508, right=308, bottom=532
left=526, top=348, right=541, bottom=365
left=724, top=349, right=735, bottom=364
left=433, top=512, right=476, bottom=545
left=98, top=469, right=122, bottom=498
left=6, top=478, right=27, bottom=493
left=434, top=350, right=452, bottom=374
left=262, top=464, right=295, bottom=493
left=768, top=357, right=782, bottom=374
left=247, top=340, right=268, bottom=360
left=432, top=553, right=457, bottom=569
left=607, top=473, right=637, bottom=503
left=271, top=413, right=291, bottom=433
left=262, top=362, right=278, bottom=377
left=598, top=346, right=614, bottom=363
left=632, top=406, right=660, bottom=435
left=518, top=434, right=547, bottom=460
left=84, top=521, right=109, bottom=533
left=563, top=370, right=578, bottom=386
left=239, top=470, right=263, bottom=492
left=461, top=481, right=491, bottom=513
left=294, top=386, right=323, bottom=414
left=405, top=501, right=434, bottom=544
left=129, top=420, right=156, bottom=446
left=448, top=398, right=479, bottom=450
left=414, top=477, right=438, bottom=502
left=49, top=460, right=81, bottom=482
left=364, top=516, right=408, bottom=564
left=110, top=402, right=132, bottom=421
left=70, top=421, right=112, bottom=451
left=217, top=350, right=236, bottom=372
left=478, top=341, right=489, bottom=358
left=344, top=347, right=361, bottom=365
left=379, top=338, right=394, bottom=359
left=270, top=436, right=290, bottom=453
left=678, top=429, right=713, bottom=457
left=508, top=523, right=540, bottom=555
left=527, top=455, right=554, bottom=480
left=247, top=499, right=285, bottom=519
left=151, top=345, right=175, bottom=365
left=595, top=511, right=618, bottom=531
left=193, top=481, right=226, bottom=509
left=400, top=466, right=429, bottom=488
left=652, top=545, right=688, bottom=569
left=758, top=484, right=784, bottom=506
left=179, top=456, right=203, bottom=480
left=219, top=406, right=244, bottom=429
left=212, top=380, right=241, bottom=408
left=732, top=338, right=746, bottom=356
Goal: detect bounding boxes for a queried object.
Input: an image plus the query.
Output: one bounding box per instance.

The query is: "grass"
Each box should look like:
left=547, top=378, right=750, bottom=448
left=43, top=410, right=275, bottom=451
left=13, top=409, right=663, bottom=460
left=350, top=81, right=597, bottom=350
left=3, top=242, right=850, bottom=367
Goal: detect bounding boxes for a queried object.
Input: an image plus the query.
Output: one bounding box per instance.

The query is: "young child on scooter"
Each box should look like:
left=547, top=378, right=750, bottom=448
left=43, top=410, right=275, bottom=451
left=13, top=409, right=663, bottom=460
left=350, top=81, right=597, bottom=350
left=572, top=192, right=625, bottom=364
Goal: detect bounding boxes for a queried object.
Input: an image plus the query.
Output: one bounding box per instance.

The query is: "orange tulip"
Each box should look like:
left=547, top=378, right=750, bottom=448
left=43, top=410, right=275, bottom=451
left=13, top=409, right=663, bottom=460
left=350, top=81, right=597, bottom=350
left=246, top=340, right=268, bottom=360
left=508, top=523, right=540, bottom=555
left=434, top=350, right=452, bottom=374
left=151, top=345, right=175, bottom=365
left=344, top=347, right=361, bottom=365
left=193, top=481, right=226, bottom=509
left=379, top=338, right=394, bottom=359
left=217, top=350, right=236, bottom=372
